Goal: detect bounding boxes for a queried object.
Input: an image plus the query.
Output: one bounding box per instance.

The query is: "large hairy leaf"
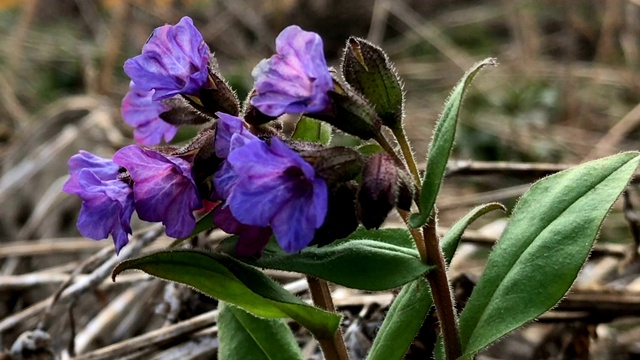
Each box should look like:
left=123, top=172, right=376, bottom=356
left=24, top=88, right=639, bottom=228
left=457, top=152, right=640, bottom=358
left=113, top=250, right=340, bottom=339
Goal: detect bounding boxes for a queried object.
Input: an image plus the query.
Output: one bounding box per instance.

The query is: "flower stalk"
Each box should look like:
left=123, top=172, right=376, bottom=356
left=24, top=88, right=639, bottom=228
left=393, top=125, right=462, bottom=359
left=423, top=216, right=462, bottom=360
left=392, top=127, right=421, bottom=185
left=306, top=276, right=349, bottom=360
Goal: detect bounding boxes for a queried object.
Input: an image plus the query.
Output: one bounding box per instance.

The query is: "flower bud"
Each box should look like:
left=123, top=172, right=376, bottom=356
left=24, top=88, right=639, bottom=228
left=396, top=170, right=415, bottom=211
left=298, top=146, right=364, bottom=186
left=310, top=73, right=382, bottom=140
left=358, top=153, right=399, bottom=229
left=341, top=37, right=404, bottom=130
left=191, top=129, right=221, bottom=199
left=312, top=182, right=359, bottom=246
left=243, top=89, right=278, bottom=127
left=159, top=96, right=213, bottom=126
left=198, top=63, right=241, bottom=117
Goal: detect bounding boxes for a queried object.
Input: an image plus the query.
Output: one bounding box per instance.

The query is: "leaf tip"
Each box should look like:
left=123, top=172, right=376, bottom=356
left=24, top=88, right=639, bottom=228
left=408, top=213, right=424, bottom=229
left=111, top=261, right=128, bottom=282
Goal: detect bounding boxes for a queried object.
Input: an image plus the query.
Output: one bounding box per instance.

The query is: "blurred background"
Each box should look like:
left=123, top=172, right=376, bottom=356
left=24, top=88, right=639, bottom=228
left=2, top=0, right=640, bottom=359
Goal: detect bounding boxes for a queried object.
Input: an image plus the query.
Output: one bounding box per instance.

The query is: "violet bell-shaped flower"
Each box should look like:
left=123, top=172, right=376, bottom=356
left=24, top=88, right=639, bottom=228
left=113, top=145, right=202, bottom=238
left=121, top=82, right=177, bottom=146
left=211, top=112, right=272, bottom=256
left=251, top=25, right=333, bottom=117
left=215, top=135, right=329, bottom=253
left=124, top=16, right=210, bottom=100
left=63, top=151, right=134, bottom=254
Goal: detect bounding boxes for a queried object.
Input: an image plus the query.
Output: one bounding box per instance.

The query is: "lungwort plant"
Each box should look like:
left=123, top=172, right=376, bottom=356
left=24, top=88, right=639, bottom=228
left=64, top=16, right=640, bottom=359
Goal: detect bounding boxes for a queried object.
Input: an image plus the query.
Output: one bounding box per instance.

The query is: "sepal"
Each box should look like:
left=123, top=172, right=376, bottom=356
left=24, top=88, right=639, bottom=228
left=342, top=37, right=404, bottom=130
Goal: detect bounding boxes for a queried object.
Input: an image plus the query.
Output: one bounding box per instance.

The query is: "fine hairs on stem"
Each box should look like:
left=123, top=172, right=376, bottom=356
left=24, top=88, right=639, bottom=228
left=391, top=127, right=463, bottom=359
left=306, top=276, right=349, bottom=360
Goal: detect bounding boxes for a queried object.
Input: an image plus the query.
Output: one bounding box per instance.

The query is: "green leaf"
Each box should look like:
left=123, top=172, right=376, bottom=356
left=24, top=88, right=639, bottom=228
left=292, top=116, right=332, bottom=144
left=457, top=152, right=640, bottom=358
left=112, top=250, right=340, bottom=339
left=366, top=277, right=432, bottom=360
left=341, top=226, right=416, bottom=249
left=252, top=239, right=431, bottom=291
left=357, top=143, right=384, bottom=156
left=365, top=202, right=503, bottom=360
left=441, top=203, right=506, bottom=264
left=409, top=58, right=496, bottom=228
left=218, top=303, right=303, bottom=360
left=169, top=212, right=215, bottom=247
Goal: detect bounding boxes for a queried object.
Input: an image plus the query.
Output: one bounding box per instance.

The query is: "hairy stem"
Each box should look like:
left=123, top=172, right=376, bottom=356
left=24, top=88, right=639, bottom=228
left=424, top=217, right=461, bottom=360
left=306, top=276, right=349, bottom=360
left=374, top=133, right=414, bottom=183
left=379, top=128, right=461, bottom=358
left=392, top=127, right=421, bottom=185
left=398, top=209, right=427, bottom=262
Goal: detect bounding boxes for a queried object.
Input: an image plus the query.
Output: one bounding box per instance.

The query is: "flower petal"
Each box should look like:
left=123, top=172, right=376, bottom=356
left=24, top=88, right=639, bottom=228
left=121, top=82, right=177, bottom=146
left=251, top=25, right=332, bottom=117
left=123, top=16, right=210, bottom=100
left=114, top=145, right=202, bottom=238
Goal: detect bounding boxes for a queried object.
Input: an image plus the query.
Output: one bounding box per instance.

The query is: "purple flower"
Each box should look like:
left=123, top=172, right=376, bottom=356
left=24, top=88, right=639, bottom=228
left=113, top=145, right=202, bottom=238
left=63, top=151, right=134, bottom=254
left=124, top=16, right=210, bottom=100
left=121, top=82, right=177, bottom=146
left=213, top=206, right=272, bottom=257
left=251, top=25, right=333, bottom=117
left=214, top=112, right=258, bottom=159
left=211, top=112, right=273, bottom=255
left=215, top=137, right=328, bottom=253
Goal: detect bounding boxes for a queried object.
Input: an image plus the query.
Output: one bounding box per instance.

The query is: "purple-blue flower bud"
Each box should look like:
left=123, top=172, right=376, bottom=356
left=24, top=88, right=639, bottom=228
left=358, top=153, right=400, bottom=229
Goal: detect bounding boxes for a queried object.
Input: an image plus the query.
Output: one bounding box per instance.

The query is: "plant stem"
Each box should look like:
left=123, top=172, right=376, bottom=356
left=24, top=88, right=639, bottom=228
left=380, top=128, right=462, bottom=358
left=374, top=133, right=413, bottom=182
left=392, top=127, right=421, bottom=185
left=424, top=216, right=462, bottom=360
left=306, top=276, right=349, bottom=360
left=398, top=209, right=427, bottom=262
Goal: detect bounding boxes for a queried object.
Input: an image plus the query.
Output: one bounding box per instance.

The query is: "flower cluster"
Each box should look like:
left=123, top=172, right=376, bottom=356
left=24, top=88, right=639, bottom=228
left=63, top=147, right=201, bottom=254
left=66, top=17, right=410, bottom=257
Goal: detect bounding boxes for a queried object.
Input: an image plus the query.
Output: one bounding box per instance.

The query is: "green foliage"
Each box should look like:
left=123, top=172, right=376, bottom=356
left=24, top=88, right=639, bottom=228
left=227, top=231, right=431, bottom=291
left=357, top=143, right=384, bottom=156
left=112, top=250, right=340, bottom=339
left=218, top=303, right=303, bottom=360
left=341, top=226, right=416, bottom=249
left=367, top=203, right=502, bottom=360
left=409, top=58, right=496, bottom=228
left=457, top=152, right=640, bottom=358
left=441, top=203, right=505, bottom=263
left=292, top=116, right=332, bottom=144
left=366, top=277, right=432, bottom=360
